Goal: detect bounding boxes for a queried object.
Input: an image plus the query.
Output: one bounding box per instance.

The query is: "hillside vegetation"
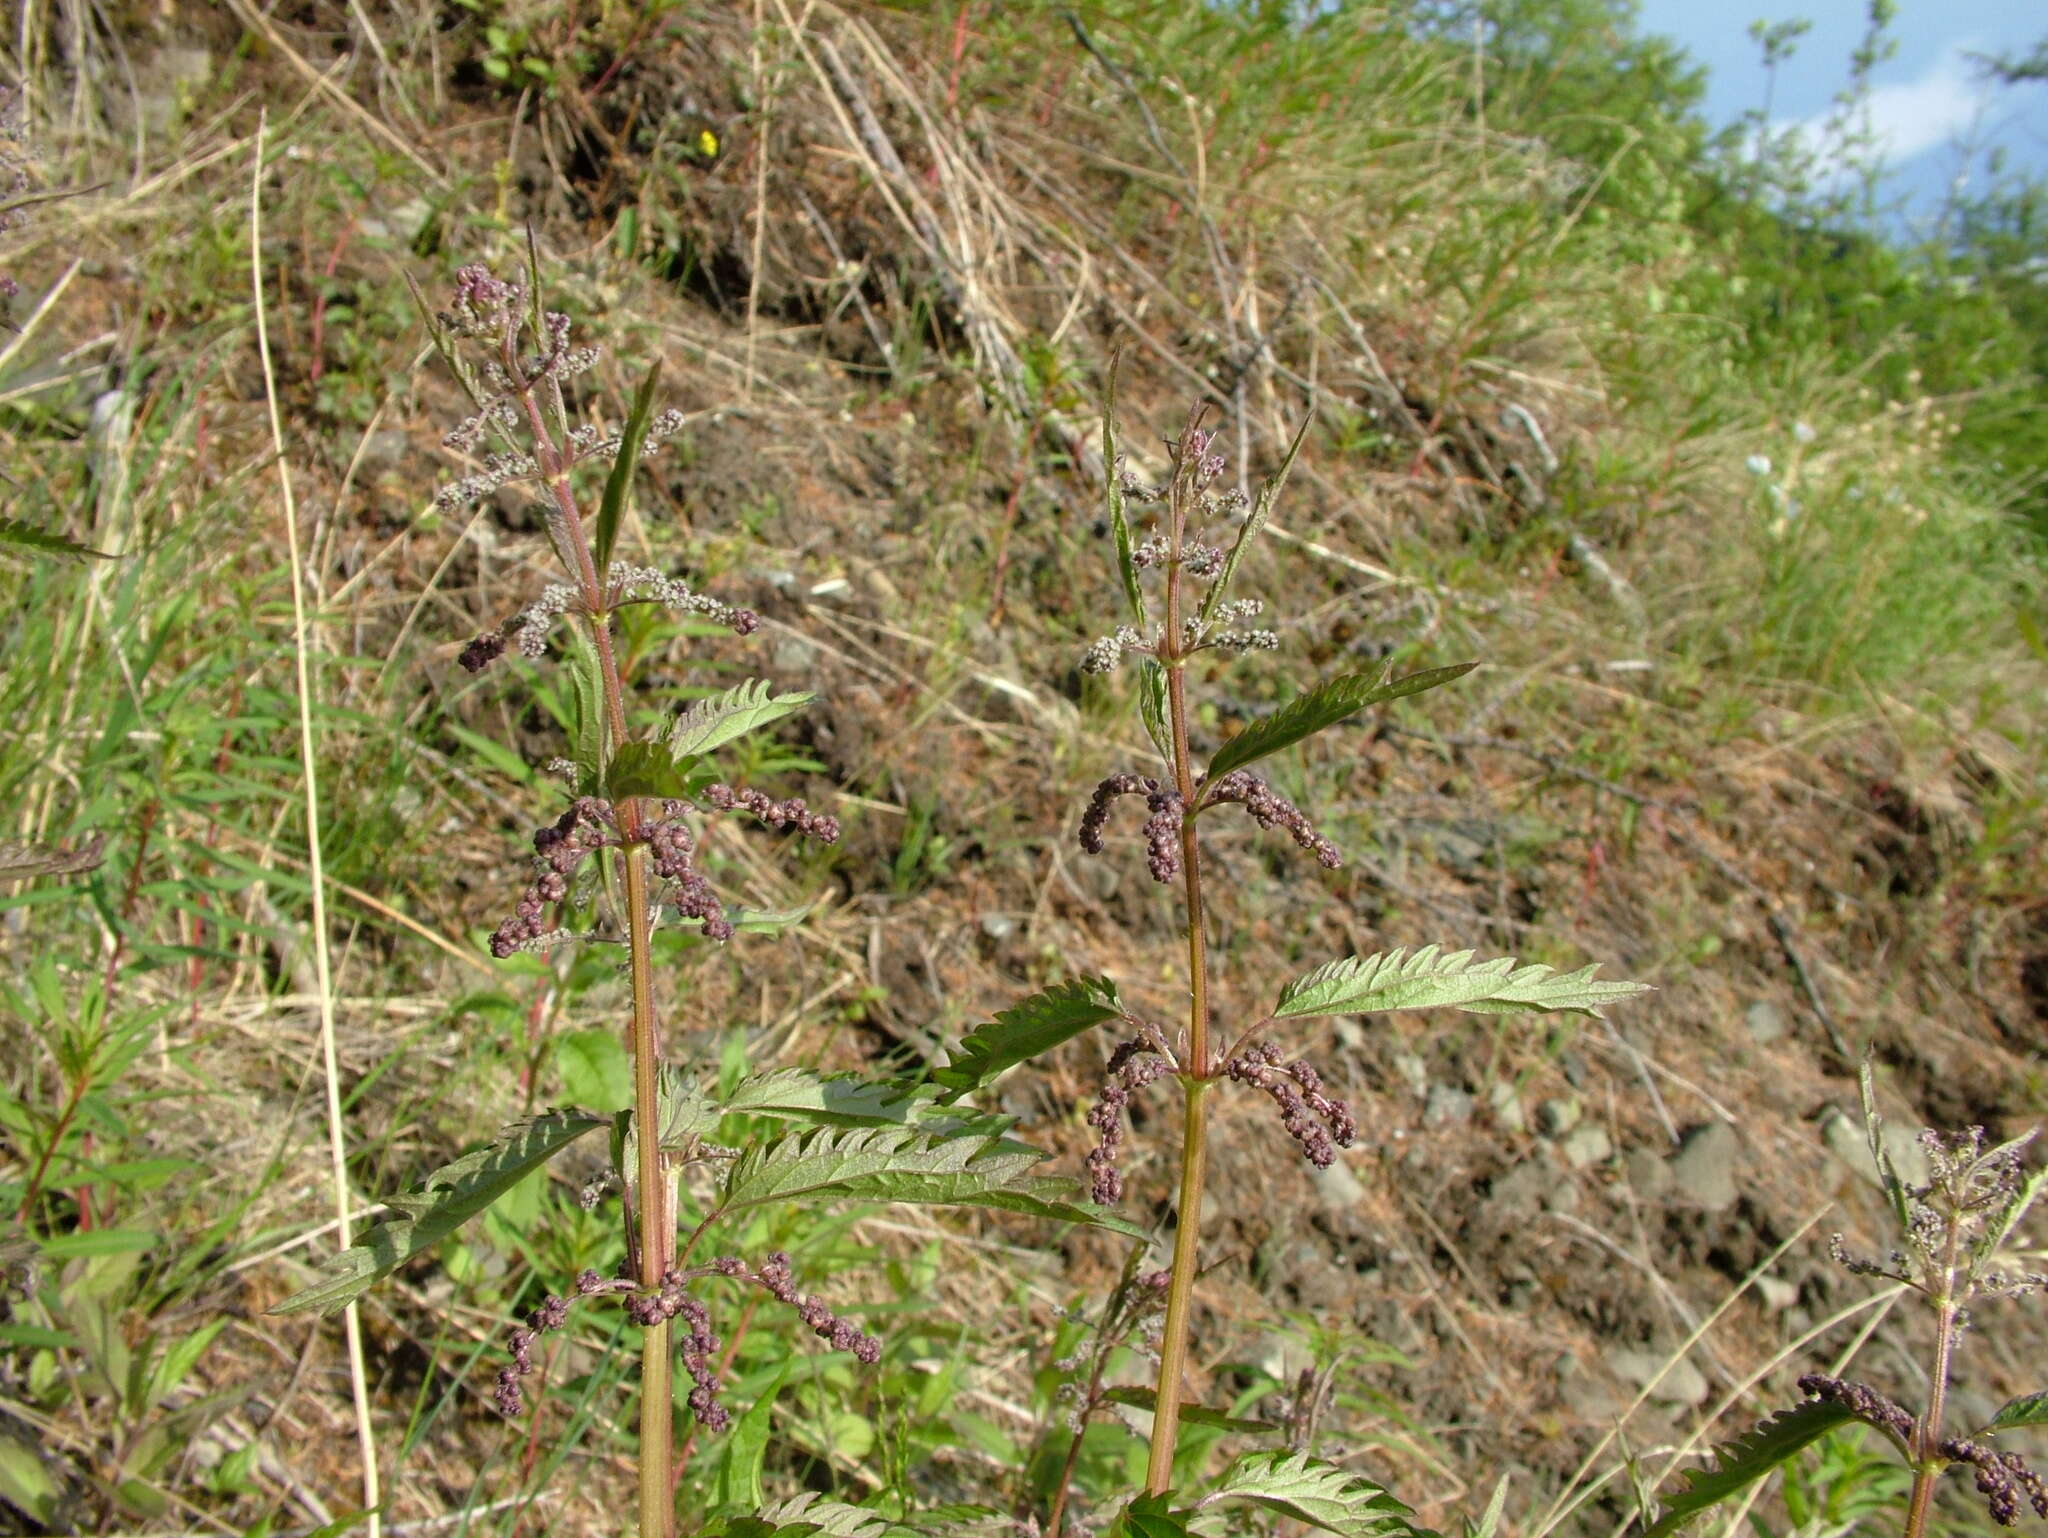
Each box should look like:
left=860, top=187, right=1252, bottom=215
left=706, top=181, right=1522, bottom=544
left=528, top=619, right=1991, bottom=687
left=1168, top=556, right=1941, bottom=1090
left=0, top=2, right=2042, bottom=1535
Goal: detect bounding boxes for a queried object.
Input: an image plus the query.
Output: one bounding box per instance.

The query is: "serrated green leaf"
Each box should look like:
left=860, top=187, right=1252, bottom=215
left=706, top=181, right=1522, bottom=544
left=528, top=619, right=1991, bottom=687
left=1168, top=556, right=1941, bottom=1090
left=268, top=1111, right=605, bottom=1317
left=1196, top=408, right=1311, bottom=630
left=1980, top=1391, right=2048, bottom=1434
left=720, top=1068, right=932, bottom=1127
left=668, top=679, right=817, bottom=762
left=833, top=1171, right=1148, bottom=1236
left=721, top=1126, right=1044, bottom=1213
left=563, top=625, right=605, bottom=791
left=1137, top=658, right=1173, bottom=766
left=606, top=740, right=695, bottom=801
left=757, top=1495, right=909, bottom=1538
left=1206, top=664, right=1476, bottom=782
left=1640, top=1401, right=1857, bottom=1538
left=1273, top=945, right=1651, bottom=1022
left=1111, top=1494, right=1188, bottom=1538
left=594, top=360, right=663, bottom=577
left=1195, top=1451, right=1429, bottom=1538
left=1102, top=349, right=1148, bottom=630
left=1103, top=1385, right=1277, bottom=1434
left=0, top=515, right=112, bottom=563
left=930, top=977, right=1124, bottom=1101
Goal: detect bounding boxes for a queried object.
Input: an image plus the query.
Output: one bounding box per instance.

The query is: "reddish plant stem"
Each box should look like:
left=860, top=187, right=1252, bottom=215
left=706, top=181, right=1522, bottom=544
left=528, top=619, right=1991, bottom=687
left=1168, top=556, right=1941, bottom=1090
left=1904, top=1218, right=1966, bottom=1538
left=1146, top=428, right=1212, bottom=1496
left=505, top=326, right=672, bottom=1537
left=17, top=1073, right=88, bottom=1222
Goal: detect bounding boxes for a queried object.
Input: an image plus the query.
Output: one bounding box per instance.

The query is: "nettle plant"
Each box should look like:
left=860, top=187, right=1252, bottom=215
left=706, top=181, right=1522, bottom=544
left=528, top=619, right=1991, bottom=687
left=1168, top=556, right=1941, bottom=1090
left=1632, top=1068, right=2048, bottom=1538
left=268, top=261, right=1136, bottom=1538
left=964, top=365, right=1659, bottom=1538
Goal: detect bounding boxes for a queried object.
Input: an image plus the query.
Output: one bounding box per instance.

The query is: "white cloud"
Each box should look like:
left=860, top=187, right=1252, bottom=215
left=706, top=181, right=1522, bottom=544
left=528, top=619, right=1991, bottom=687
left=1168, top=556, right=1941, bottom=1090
left=1774, top=43, right=1996, bottom=177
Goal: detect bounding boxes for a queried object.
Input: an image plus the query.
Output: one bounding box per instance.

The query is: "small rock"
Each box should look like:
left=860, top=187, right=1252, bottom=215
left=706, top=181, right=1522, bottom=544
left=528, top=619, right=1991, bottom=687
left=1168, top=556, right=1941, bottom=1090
left=772, top=636, right=817, bottom=673
left=1488, top=1153, right=1582, bottom=1216
left=1487, top=1080, right=1527, bottom=1134
left=1537, top=1096, right=1582, bottom=1137
left=1821, top=1108, right=1932, bottom=1191
left=1755, top=1275, right=1799, bottom=1313
left=1624, top=1147, right=1674, bottom=1200
left=1606, top=1346, right=1711, bottom=1407
left=1312, top=1156, right=1368, bottom=1215
left=1745, top=1001, right=1789, bottom=1044
left=1392, top=1052, right=1429, bottom=1096
left=1557, top=1352, right=1626, bottom=1421
left=356, top=429, right=410, bottom=471
left=1425, top=1085, right=1475, bottom=1128
left=1560, top=1125, right=1613, bottom=1169
left=1670, top=1122, right=1742, bottom=1212
left=978, top=913, right=1016, bottom=941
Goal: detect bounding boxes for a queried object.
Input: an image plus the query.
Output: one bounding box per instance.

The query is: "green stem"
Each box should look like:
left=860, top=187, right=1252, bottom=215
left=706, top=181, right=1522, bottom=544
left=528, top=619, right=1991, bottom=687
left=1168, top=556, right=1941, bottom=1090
left=626, top=845, right=675, bottom=1538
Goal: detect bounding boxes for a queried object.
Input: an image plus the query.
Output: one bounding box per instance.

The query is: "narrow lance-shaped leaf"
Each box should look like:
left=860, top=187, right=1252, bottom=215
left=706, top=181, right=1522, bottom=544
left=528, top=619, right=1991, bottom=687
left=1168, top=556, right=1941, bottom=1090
left=1102, top=348, right=1148, bottom=629
left=1639, top=1401, right=1857, bottom=1538
left=1205, top=664, right=1476, bottom=783
left=669, top=679, right=817, bottom=762
left=1858, top=1060, right=1913, bottom=1231
left=1137, top=658, right=1173, bottom=767
left=1196, top=407, right=1313, bottom=631
left=930, top=977, right=1124, bottom=1102
left=562, top=624, right=606, bottom=792
left=1979, top=1391, right=2048, bottom=1435
left=0, top=517, right=112, bottom=563
left=1275, top=945, right=1652, bottom=1022
left=0, top=835, right=106, bottom=881
left=592, top=359, right=663, bottom=577
left=268, top=1111, right=606, bottom=1317
left=1194, top=1451, right=1431, bottom=1538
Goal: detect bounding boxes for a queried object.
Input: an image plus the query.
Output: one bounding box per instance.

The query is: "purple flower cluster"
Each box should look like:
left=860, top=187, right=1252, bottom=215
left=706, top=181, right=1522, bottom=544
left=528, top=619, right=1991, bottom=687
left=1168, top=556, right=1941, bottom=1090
left=646, top=812, right=732, bottom=941
left=495, top=1268, right=612, bottom=1417
left=1085, top=1039, right=1174, bottom=1204
left=606, top=564, right=760, bottom=635
left=1795, top=1373, right=1916, bottom=1442
left=1223, top=1042, right=1357, bottom=1169
left=1078, top=773, right=1184, bottom=883
left=1942, top=1438, right=2048, bottom=1527
left=490, top=784, right=841, bottom=954
left=1204, top=770, right=1342, bottom=868
left=703, top=782, right=842, bottom=842
left=752, top=1251, right=884, bottom=1364
left=491, top=798, right=620, bottom=956
left=623, top=1265, right=731, bottom=1430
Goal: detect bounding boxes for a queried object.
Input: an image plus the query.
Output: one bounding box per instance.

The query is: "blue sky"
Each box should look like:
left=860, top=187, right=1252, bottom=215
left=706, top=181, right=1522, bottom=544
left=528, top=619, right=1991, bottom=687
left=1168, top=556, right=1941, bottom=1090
left=1632, top=0, right=2047, bottom=225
